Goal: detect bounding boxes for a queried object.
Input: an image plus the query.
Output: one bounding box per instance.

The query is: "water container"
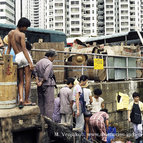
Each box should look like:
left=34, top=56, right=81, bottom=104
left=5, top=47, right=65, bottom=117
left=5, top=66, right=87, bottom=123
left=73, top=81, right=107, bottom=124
left=0, top=55, right=17, bottom=108
left=107, top=126, right=116, bottom=143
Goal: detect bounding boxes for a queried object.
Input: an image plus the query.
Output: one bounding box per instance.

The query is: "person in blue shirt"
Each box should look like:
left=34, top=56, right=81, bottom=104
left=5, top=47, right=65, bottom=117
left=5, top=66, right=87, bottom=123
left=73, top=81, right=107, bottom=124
left=3, top=35, right=15, bottom=62
left=3, top=35, right=32, bottom=63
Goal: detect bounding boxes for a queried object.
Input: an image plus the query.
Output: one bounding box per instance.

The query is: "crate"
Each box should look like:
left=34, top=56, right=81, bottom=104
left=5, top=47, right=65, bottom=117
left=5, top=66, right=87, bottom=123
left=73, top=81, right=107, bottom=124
left=108, top=57, right=136, bottom=80
left=32, top=42, right=65, bottom=83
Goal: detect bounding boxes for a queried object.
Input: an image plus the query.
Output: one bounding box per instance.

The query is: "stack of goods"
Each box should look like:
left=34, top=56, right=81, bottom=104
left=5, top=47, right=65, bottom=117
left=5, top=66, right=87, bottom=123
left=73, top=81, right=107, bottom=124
left=32, top=42, right=65, bottom=83
left=103, top=45, right=141, bottom=57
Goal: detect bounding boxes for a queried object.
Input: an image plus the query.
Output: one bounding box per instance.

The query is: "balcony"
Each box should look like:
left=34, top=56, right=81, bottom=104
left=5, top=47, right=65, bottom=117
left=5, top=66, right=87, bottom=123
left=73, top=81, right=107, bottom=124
left=84, top=20, right=90, bottom=23
left=130, top=3, right=135, bottom=7
left=98, top=0, right=104, bottom=3
left=83, top=1, right=90, bottom=4
left=98, top=5, right=104, bottom=9
left=83, top=24, right=91, bottom=28
left=97, top=27, right=104, bottom=30
left=97, top=22, right=104, bottom=26
left=130, top=15, right=135, bottom=18
left=98, top=2, right=104, bottom=5
left=98, top=11, right=104, bottom=15
left=98, top=16, right=104, bottom=20
left=83, top=14, right=90, bottom=17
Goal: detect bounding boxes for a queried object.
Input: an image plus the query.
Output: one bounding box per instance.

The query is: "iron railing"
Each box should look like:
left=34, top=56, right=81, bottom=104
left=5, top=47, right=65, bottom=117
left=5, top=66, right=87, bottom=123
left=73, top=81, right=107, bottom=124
left=31, top=49, right=143, bottom=81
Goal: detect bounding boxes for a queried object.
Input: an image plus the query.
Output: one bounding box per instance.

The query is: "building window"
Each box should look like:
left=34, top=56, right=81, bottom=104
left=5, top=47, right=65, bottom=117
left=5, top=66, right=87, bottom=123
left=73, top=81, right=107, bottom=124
left=106, top=11, right=113, bottom=14
left=106, top=22, right=114, bottom=26
left=84, top=10, right=90, bottom=14
left=84, top=30, right=91, bottom=34
left=106, top=28, right=114, bottom=32
left=50, top=24, right=53, bottom=28
left=121, top=16, right=128, bottom=19
left=71, top=14, right=79, bottom=18
left=0, top=16, right=14, bottom=23
left=71, top=8, right=79, bottom=12
left=106, top=17, right=113, bottom=20
left=71, top=28, right=80, bottom=32
left=5, top=9, right=14, bottom=16
left=55, top=10, right=63, bottom=13
left=106, top=0, right=113, bottom=2
left=121, top=28, right=129, bottom=31
left=71, top=21, right=79, bottom=25
left=84, top=17, right=90, bottom=20
left=84, top=23, right=90, bottom=27
left=55, top=16, right=63, bottom=20
left=106, top=5, right=113, bottom=8
left=55, top=23, right=63, bottom=26
left=55, top=3, right=63, bottom=7
left=85, top=4, right=90, bottom=8
left=55, top=29, right=63, bottom=32
left=121, top=22, right=129, bottom=26
left=71, top=1, right=79, bottom=5
left=0, top=2, right=14, bottom=10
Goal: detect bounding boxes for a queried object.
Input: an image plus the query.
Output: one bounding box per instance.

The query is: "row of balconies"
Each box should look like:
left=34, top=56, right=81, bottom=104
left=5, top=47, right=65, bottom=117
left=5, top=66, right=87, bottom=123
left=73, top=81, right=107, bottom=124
left=98, top=16, right=104, bottom=20
left=98, top=2, right=104, bottom=5
left=97, top=21, right=104, bottom=25
left=0, top=16, right=14, bottom=23
left=98, top=5, right=104, bottom=9
left=98, top=11, right=104, bottom=15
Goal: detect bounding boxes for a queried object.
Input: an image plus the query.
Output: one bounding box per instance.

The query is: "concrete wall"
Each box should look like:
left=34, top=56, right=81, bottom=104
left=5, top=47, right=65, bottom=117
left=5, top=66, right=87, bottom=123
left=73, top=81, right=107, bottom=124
left=89, top=80, right=143, bottom=132
left=0, top=106, right=41, bottom=143
left=30, top=80, right=143, bottom=132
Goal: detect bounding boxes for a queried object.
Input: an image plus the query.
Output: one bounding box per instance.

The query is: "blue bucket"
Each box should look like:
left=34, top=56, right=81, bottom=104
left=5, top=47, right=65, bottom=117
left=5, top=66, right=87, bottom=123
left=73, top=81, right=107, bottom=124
left=107, top=127, right=116, bottom=143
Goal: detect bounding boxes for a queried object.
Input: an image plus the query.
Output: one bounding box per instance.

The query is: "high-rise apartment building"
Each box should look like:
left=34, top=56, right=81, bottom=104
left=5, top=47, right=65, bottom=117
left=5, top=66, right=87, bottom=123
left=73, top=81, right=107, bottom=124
left=97, top=0, right=104, bottom=36
left=46, top=0, right=66, bottom=32
left=19, top=0, right=143, bottom=36
left=141, top=0, right=143, bottom=31
left=104, top=0, right=142, bottom=35
left=0, top=0, right=15, bottom=25
left=45, top=0, right=97, bottom=37
left=15, top=0, right=28, bottom=24
left=24, top=0, right=46, bottom=29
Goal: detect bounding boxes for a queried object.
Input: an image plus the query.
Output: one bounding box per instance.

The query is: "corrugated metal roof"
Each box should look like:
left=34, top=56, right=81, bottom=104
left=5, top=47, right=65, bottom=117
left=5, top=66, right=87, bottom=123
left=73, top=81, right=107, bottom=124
left=85, top=32, right=129, bottom=42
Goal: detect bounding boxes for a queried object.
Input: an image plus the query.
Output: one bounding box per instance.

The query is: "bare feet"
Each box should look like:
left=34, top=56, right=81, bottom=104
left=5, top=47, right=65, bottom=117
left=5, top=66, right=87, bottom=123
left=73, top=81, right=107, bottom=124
left=18, top=102, right=24, bottom=109
left=24, top=101, right=36, bottom=106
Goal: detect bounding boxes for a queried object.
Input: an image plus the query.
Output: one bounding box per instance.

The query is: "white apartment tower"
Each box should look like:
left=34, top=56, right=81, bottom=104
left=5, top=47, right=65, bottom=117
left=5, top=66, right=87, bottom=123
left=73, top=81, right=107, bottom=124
left=97, top=0, right=105, bottom=36
left=46, top=0, right=97, bottom=37
left=25, top=0, right=46, bottom=29
left=22, top=0, right=143, bottom=36
left=15, top=0, right=28, bottom=24
left=0, top=0, right=15, bottom=25
left=82, top=0, right=97, bottom=36
left=141, top=0, right=143, bottom=31
left=104, top=0, right=142, bottom=35
left=46, top=0, right=66, bottom=32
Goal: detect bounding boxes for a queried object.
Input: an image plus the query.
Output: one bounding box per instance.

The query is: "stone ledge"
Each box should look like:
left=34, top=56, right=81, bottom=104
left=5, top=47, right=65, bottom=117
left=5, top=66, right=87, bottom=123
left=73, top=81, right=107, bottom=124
left=0, top=106, right=40, bottom=118
left=0, top=106, right=41, bottom=143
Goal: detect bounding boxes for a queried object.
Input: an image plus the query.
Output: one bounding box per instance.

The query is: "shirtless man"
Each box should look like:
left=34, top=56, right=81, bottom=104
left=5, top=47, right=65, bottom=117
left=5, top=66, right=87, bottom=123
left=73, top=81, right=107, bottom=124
left=6, top=17, right=34, bottom=108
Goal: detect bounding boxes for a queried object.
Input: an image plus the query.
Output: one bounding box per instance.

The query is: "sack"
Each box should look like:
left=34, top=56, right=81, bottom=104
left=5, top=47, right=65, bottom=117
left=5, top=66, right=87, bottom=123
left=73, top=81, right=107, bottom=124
left=130, top=103, right=141, bottom=124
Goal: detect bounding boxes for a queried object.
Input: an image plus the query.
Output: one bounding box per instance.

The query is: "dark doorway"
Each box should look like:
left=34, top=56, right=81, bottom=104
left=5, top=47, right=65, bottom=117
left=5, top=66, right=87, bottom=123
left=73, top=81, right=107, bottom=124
left=13, top=128, right=38, bottom=143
